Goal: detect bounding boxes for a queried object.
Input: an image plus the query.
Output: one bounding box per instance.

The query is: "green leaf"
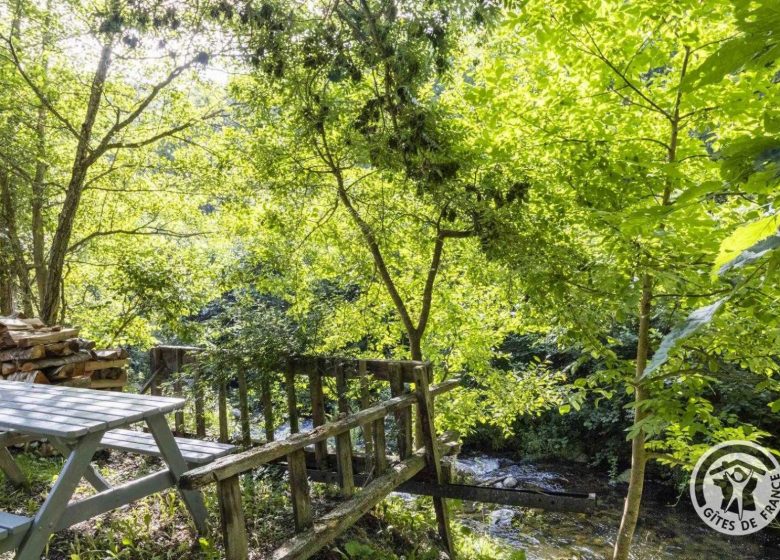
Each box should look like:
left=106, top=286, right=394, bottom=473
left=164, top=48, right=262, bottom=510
left=714, top=214, right=780, bottom=277
left=643, top=298, right=727, bottom=378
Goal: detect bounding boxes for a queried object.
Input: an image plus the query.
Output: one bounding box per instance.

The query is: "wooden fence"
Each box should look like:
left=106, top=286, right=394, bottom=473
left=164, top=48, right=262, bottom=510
left=146, top=347, right=597, bottom=560
left=179, top=363, right=459, bottom=560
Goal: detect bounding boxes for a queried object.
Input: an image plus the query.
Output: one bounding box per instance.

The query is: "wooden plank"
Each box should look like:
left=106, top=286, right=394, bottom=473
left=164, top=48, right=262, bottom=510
left=335, top=430, right=355, bottom=498
left=289, top=356, right=428, bottom=383
left=389, top=364, right=412, bottom=460
left=15, top=431, right=102, bottom=560
left=270, top=450, right=428, bottom=560
left=0, top=397, right=131, bottom=424
left=0, top=389, right=181, bottom=419
left=373, top=415, right=388, bottom=476
left=358, top=361, right=374, bottom=477
left=218, top=475, right=249, bottom=560
left=397, top=481, right=598, bottom=513
left=56, top=470, right=173, bottom=531
left=335, top=361, right=349, bottom=415
left=173, top=348, right=185, bottom=435
left=262, top=377, right=274, bottom=442
left=413, top=365, right=454, bottom=557
left=285, top=363, right=299, bottom=434
left=146, top=414, right=208, bottom=534
left=180, top=378, right=460, bottom=490
left=0, top=411, right=93, bottom=438
left=149, top=347, right=162, bottom=396
left=0, top=381, right=184, bottom=407
left=0, top=511, right=32, bottom=541
left=308, top=365, right=327, bottom=470
left=102, top=429, right=235, bottom=454
left=0, top=446, right=26, bottom=486
left=100, top=430, right=235, bottom=463
left=287, top=449, right=312, bottom=532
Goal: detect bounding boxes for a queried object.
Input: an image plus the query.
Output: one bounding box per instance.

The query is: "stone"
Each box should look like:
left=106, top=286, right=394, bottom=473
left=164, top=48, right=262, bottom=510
left=489, top=508, right=515, bottom=526
left=503, top=476, right=518, bottom=488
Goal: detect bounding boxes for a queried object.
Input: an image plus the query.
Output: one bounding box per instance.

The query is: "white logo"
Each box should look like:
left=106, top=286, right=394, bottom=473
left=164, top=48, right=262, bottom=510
left=690, top=440, right=780, bottom=535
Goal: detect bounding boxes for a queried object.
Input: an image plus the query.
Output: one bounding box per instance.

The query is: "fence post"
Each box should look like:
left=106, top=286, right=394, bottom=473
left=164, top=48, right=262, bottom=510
left=285, top=361, right=299, bottom=434
left=262, top=376, right=274, bottom=442
left=218, top=475, right=249, bottom=560
left=309, top=360, right=328, bottom=469
left=194, top=366, right=206, bottom=438
left=358, top=360, right=374, bottom=477
left=335, top=362, right=355, bottom=498
left=218, top=382, right=229, bottom=443
left=390, top=363, right=412, bottom=459
left=237, top=370, right=251, bottom=447
left=288, top=449, right=313, bottom=531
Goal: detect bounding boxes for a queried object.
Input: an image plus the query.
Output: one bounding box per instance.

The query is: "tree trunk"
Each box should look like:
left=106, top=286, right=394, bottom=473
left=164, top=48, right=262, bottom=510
left=0, top=238, right=13, bottom=314
left=31, top=0, right=52, bottom=305
left=613, top=276, right=652, bottom=560
left=409, top=332, right=423, bottom=362
left=41, top=41, right=113, bottom=324
left=612, top=47, right=689, bottom=560
left=0, top=170, right=34, bottom=315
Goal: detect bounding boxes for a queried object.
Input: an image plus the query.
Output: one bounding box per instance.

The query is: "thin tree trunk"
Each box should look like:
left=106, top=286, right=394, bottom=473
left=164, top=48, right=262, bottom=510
left=0, top=170, right=34, bottom=315
left=31, top=0, right=52, bottom=305
left=613, top=46, right=690, bottom=560
left=41, top=40, right=113, bottom=324
left=613, top=277, right=651, bottom=560
left=0, top=234, right=14, bottom=314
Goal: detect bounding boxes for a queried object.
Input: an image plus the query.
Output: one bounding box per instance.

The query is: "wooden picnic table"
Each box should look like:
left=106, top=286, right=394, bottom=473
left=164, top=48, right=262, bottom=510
left=0, top=381, right=219, bottom=560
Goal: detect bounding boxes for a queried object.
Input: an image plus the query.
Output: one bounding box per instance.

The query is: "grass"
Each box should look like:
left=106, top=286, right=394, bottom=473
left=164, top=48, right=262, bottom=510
left=1, top=449, right=525, bottom=560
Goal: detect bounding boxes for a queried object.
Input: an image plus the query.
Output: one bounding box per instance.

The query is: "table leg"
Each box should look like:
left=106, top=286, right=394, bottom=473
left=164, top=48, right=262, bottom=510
left=50, top=437, right=111, bottom=492
left=0, top=446, right=26, bottom=487
left=146, top=414, right=208, bottom=534
left=16, top=431, right=103, bottom=560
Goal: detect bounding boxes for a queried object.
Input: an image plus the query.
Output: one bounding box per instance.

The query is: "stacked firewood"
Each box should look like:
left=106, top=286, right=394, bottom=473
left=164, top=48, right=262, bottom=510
left=0, top=316, right=128, bottom=390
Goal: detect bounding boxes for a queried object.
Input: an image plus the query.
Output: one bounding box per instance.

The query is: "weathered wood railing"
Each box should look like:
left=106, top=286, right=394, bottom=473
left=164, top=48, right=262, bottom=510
left=179, top=364, right=460, bottom=560
left=144, top=347, right=437, bottom=448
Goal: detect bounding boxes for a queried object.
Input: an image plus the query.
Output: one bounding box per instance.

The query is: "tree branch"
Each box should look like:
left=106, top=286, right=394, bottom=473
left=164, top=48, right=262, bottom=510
left=1, top=34, right=81, bottom=140
left=67, top=225, right=208, bottom=253
left=92, top=57, right=201, bottom=157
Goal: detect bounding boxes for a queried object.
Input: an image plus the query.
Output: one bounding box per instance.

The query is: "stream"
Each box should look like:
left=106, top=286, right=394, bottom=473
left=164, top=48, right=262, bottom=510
left=249, top=417, right=780, bottom=558
left=449, top=454, right=780, bottom=560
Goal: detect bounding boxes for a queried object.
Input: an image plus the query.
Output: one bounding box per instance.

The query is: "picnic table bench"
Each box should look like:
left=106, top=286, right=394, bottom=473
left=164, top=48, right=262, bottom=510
left=0, top=381, right=234, bottom=560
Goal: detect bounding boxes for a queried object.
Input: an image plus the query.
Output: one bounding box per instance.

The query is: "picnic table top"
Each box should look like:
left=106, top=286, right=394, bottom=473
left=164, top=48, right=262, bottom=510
left=0, top=381, right=185, bottom=439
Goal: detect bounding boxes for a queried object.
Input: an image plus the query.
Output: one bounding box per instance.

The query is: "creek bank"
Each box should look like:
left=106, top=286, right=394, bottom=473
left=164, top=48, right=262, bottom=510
left=449, top=453, right=780, bottom=560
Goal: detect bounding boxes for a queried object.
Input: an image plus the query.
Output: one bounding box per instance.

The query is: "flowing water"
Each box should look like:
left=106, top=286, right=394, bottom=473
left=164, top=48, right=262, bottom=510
left=451, top=454, right=780, bottom=560
left=247, top=415, right=780, bottom=559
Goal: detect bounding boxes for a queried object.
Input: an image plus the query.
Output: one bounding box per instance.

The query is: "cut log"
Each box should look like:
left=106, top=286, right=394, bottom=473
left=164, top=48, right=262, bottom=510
left=94, top=348, right=128, bottom=360
left=5, top=370, right=50, bottom=384
left=84, top=359, right=128, bottom=372
left=74, top=338, right=96, bottom=350
left=19, top=350, right=92, bottom=372
left=44, top=339, right=80, bottom=357
left=88, top=372, right=127, bottom=389
left=0, top=345, right=46, bottom=362
left=11, top=328, right=80, bottom=348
